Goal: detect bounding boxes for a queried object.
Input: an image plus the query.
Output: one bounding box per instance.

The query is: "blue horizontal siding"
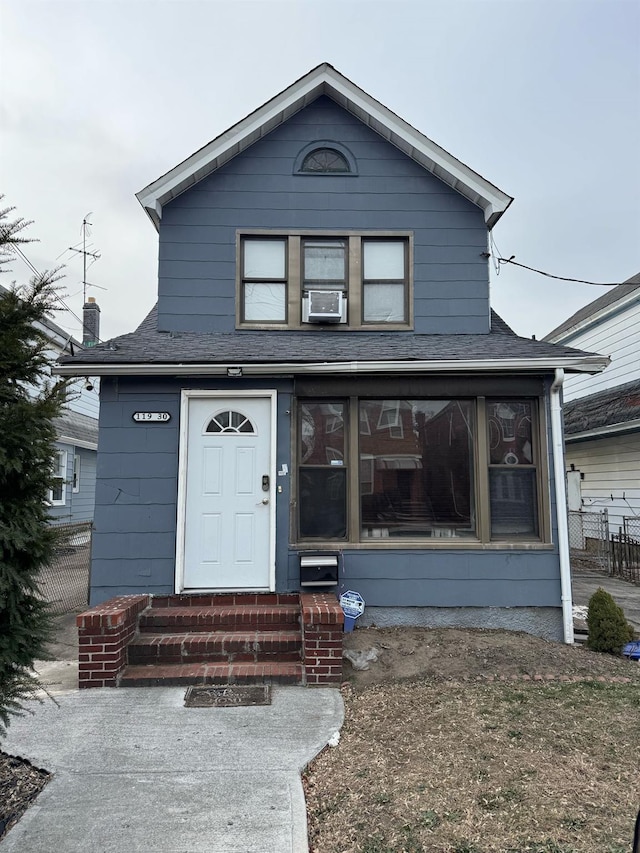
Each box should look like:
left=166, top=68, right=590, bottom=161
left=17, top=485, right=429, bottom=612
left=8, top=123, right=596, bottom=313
left=158, top=96, right=489, bottom=336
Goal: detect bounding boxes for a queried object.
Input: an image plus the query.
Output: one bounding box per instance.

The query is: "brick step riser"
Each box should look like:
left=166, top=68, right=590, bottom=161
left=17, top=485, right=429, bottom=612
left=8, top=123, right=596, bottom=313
left=128, top=634, right=303, bottom=666
left=128, top=650, right=303, bottom=665
left=151, top=594, right=300, bottom=608
left=119, top=663, right=304, bottom=688
left=139, top=619, right=300, bottom=634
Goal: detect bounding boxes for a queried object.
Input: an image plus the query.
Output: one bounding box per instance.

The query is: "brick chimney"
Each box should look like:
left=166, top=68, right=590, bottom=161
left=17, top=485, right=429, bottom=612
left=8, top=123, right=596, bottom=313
left=82, top=297, right=100, bottom=347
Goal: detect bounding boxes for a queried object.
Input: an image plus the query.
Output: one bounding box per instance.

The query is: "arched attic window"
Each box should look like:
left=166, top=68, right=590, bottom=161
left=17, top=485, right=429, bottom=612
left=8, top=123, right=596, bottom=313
left=301, top=147, right=350, bottom=173
left=294, top=141, right=357, bottom=176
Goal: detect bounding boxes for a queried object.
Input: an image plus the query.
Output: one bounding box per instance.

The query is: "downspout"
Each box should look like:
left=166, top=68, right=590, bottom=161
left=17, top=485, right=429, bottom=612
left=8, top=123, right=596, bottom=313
left=550, top=368, right=573, bottom=644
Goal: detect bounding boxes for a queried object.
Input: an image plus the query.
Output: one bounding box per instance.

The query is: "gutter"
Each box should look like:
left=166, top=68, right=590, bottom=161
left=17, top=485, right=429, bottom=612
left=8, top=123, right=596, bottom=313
left=550, top=368, right=574, bottom=644
left=54, top=355, right=610, bottom=378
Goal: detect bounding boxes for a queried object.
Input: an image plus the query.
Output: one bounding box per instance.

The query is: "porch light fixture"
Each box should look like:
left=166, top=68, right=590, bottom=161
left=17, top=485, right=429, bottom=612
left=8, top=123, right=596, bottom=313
left=227, top=366, right=243, bottom=377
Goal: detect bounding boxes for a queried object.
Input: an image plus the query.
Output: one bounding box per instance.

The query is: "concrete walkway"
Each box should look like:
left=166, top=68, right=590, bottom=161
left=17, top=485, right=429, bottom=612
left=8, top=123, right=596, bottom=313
left=572, top=570, right=640, bottom=632
left=2, top=685, right=344, bottom=852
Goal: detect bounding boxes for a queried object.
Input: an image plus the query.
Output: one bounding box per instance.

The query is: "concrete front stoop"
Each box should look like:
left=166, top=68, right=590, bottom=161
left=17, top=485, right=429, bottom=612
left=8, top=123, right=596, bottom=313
left=76, top=592, right=344, bottom=689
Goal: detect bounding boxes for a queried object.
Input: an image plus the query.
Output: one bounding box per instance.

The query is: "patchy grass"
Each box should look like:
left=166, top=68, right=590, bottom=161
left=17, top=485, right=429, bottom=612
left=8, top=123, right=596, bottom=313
left=305, top=678, right=640, bottom=852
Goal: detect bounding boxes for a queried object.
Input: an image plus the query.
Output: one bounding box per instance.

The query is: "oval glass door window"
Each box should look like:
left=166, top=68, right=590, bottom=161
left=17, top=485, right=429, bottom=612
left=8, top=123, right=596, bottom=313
left=205, top=410, right=256, bottom=434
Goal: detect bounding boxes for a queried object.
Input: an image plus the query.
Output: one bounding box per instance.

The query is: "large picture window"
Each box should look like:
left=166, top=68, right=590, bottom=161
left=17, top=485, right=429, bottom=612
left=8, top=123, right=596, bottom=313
left=360, top=400, right=475, bottom=539
left=298, top=402, right=347, bottom=539
left=487, top=400, right=539, bottom=538
left=238, top=232, right=412, bottom=329
left=296, top=396, right=544, bottom=545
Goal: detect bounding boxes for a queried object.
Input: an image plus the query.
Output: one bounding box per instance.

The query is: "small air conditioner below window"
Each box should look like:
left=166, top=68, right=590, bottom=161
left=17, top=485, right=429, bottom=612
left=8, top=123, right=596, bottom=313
left=302, top=290, right=346, bottom=324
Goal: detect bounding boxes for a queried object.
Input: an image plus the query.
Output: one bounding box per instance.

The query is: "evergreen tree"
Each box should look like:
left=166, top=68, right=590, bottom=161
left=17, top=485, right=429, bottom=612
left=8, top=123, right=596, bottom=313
left=0, top=203, right=68, bottom=736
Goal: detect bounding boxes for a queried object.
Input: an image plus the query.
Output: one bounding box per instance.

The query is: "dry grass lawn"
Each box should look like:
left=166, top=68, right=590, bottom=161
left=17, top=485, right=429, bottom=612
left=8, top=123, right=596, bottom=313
left=304, top=629, right=640, bottom=853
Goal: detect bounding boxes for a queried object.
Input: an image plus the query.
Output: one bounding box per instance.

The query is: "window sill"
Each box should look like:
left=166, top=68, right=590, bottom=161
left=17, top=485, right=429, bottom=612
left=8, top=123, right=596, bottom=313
left=292, top=540, right=554, bottom=551
left=236, top=323, right=413, bottom=332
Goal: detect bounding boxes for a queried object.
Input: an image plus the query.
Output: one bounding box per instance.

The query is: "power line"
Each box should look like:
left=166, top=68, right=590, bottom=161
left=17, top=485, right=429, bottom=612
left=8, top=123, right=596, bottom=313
left=8, top=243, right=104, bottom=345
left=486, top=253, right=627, bottom=287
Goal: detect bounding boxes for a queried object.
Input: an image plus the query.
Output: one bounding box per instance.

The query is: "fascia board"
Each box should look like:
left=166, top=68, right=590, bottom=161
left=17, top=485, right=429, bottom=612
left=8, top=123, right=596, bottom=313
left=565, top=417, right=640, bottom=442
left=136, top=66, right=512, bottom=228
left=54, top=355, right=609, bottom=378
left=57, top=435, right=98, bottom=451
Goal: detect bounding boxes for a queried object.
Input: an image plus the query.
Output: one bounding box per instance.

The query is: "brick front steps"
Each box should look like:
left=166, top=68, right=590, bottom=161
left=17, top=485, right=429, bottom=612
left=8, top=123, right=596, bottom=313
left=76, top=592, right=343, bottom=689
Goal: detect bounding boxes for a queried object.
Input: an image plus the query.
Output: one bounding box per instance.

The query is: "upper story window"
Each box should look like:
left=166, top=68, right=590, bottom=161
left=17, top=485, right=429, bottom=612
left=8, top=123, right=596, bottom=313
left=294, top=141, right=357, bottom=176
left=237, top=232, right=412, bottom=330
left=301, top=148, right=350, bottom=173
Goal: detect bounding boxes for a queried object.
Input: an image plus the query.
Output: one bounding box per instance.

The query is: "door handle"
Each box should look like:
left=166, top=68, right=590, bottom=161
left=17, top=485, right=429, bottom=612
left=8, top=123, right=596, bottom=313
left=260, top=498, right=269, bottom=505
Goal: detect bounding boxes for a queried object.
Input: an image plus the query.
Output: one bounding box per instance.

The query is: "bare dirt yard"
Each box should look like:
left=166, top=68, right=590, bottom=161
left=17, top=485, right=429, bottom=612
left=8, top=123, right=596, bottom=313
left=305, top=627, right=640, bottom=853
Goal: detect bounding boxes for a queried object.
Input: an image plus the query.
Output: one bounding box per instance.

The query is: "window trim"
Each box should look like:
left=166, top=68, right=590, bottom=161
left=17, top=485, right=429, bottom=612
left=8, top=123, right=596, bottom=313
left=292, top=391, right=551, bottom=549
left=49, top=449, right=67, bottom=506
left=72, top=453, right=80, bottom=494
left=236, top=230, right=414, bottom=331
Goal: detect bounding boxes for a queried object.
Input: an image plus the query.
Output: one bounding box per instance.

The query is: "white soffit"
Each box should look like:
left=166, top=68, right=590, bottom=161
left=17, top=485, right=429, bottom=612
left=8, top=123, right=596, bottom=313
left=136, top=64, right=513, bottom=230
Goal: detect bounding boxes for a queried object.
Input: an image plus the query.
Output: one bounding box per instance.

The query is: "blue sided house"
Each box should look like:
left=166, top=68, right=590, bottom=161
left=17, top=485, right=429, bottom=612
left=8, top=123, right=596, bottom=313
left=58, top=65, right=609, bottom=689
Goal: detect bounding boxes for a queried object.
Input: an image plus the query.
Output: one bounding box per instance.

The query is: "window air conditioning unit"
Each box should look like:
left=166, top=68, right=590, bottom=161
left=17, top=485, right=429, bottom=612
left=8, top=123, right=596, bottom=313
left=302, top=290, right=345, bottom=324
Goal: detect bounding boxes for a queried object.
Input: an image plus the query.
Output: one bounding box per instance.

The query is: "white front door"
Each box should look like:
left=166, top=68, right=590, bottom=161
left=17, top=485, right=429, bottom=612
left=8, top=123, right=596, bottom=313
left=179, top=393, right=275, bottom=591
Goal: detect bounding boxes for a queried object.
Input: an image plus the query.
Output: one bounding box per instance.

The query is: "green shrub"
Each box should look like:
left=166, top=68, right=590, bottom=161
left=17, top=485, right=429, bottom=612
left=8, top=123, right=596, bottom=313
left=586, top=587, right=634, bottom=655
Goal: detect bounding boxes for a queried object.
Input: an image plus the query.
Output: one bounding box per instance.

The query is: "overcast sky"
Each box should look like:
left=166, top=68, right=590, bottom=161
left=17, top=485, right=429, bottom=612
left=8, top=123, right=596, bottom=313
left=1, top=0, right=638, bottom=343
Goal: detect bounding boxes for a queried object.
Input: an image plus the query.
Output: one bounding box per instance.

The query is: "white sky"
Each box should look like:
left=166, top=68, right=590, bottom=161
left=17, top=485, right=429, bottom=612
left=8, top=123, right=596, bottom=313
left=1, top=0, right=638, bottom=343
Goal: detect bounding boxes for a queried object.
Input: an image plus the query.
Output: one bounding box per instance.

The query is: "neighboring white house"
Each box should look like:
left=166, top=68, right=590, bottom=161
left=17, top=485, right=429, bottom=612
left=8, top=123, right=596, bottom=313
left=1, top=283, right=101, bottom=525
left=544, top=271, right=640, bottom=533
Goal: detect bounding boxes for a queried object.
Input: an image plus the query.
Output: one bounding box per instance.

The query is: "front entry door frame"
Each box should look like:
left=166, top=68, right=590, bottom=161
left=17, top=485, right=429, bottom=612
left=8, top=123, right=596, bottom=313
left=175, top=389, right=277, bottom=593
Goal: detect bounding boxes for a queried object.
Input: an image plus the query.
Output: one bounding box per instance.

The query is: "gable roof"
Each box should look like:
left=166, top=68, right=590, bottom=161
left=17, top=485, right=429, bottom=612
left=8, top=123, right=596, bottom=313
left=563, top=378, right=640, bottom=440
left=136, top=63, right=513, bottom=230
left=544, top=271, right=640, bottom=343
left=56, top=304, right=608, bottom=378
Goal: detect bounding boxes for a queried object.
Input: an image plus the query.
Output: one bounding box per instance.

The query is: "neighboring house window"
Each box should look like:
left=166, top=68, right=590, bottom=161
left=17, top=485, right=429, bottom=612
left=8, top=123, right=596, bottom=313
left=296, top=397, right=543, bottom=544
left=72, top=454, right=80, bottom=493
left=301, top=148, right=350, bottom=173
left=238, top=233, right=411, bottom=329
left=49, top=450, right=67, bottom=506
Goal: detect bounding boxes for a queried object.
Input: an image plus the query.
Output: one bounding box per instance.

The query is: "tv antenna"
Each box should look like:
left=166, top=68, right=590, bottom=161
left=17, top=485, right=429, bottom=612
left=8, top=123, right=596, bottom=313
left=68, top=214, right=104, bottom=303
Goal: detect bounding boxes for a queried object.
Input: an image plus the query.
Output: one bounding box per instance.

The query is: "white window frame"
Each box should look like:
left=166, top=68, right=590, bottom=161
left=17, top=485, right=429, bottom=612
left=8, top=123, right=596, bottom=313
left=72, top=453, right=81, bottom=493
left=49, top=450, right=67, bottom=506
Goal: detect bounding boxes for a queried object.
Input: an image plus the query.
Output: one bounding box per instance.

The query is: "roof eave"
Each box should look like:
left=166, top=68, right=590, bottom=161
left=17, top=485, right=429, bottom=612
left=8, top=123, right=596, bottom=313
left=566, top=417, right=640, bottom=443
left=136, top=64, right=513, bottom=231
left=54, top=355, right=609, bottom=378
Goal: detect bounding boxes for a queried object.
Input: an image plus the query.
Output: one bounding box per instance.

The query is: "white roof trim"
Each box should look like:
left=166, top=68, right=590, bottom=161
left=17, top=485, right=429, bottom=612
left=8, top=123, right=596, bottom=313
left=57, top=435, right=98, bottom=451
left=54, top=355, right=609, bottom=378
left=136, top=64, right=512, bottom=230
left=565, top=417, right=640, bottom=442
left=546, top=286, right=640, bottom=344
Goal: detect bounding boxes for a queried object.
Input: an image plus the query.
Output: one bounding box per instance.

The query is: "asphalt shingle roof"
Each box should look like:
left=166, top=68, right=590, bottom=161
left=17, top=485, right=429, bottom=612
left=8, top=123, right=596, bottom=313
left=53, top=409, right=99, bottom=446
left=59, top=306, right=595, bottom=368
left=563, top=379, right=640, bottom=436
left=544, top=271, right=640, bottom=342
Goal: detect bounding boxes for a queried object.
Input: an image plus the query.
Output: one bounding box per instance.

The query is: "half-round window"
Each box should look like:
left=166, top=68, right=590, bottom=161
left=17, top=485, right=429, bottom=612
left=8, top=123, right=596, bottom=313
left=301, top=147, right=350, bottom=173
left=205, top=411, right=256, bottom=434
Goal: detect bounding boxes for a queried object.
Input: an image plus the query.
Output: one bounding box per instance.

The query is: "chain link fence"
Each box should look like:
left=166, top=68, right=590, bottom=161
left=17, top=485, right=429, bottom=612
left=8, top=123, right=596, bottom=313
left=610, top=515, right=640, bottom=583
left=38, top=521, right=91, bottom=614
left=568, top=509, right=611, bottom=574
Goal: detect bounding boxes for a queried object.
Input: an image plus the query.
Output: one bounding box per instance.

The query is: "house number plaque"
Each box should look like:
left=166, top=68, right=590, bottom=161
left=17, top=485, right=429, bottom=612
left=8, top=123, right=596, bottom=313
left=132, top=412, right=171, bottom=422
